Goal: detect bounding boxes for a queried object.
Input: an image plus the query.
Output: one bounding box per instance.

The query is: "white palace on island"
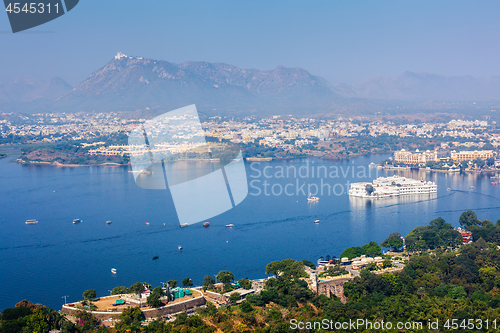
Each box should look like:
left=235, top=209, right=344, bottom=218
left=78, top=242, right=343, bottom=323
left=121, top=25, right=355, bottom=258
left=349, top=175, right=437, bottom=198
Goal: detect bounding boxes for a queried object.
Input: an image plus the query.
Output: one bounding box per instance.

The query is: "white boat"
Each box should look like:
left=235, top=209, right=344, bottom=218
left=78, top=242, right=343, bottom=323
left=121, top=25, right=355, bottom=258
left=307, top=193, right=319, bottom=202
left=180, top=223, right=188, bottom=227
left=178, top=245, right=182, bottom=250
left=106, top=220, right=112, bottom=224
left=25, top=219, right=38, bottom=224
left=73, top=219, right=82, bottom=224
left=314, top=220, right=320, bottom=223
left=111, top=268, right=117, bottom=274
left=225, top=224, right=234, bottom=228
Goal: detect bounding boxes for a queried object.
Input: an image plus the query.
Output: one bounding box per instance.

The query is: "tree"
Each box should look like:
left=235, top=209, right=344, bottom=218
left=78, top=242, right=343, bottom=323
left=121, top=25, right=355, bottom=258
left=146, top=292, right=162, bottom=308
left=301, top=259, right=316, bottom=269
left=228, top=292, right=241, bottom=305
left=459, top=210, right=481, bottom=228
left=216, top=270, right=235, bottom=290
left=238, top=278, right=252, bottom=290
left=168, top=280, right=178, bottom=288
left=152, top=286, right=164, bottom=296
left=110, top=286, right=128, bottom=295
left=265, top=259, right=306, bottom=280
left=239, top=300, right=253, bottom=313
left=473, top=158, right=485, bottom=168
left=381, top=233, right=404, bottom=251
left=382, top=258, right=393, bottom=268
left=128, top=282, right=145, bottom=296
left=203, top=275, right=216, bottom=290
left=362, top=241, right=382, bottom=257
left=115, top=306, right=144, bottom=332
left=24, top=307, right=49, bottom=333
left=182, top=278, right=193, bottom=287
left=365, top=184, right=374, bottom=195
left=447, top=286, right=467, bottom=299
left=82, top=289, right=97, bottom=300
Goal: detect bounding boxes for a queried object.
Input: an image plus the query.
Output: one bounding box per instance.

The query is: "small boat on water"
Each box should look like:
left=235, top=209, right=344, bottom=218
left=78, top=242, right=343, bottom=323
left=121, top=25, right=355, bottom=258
left=447, top=188, right=451, bottom=191
left=314, top=220, right=320, bottom=223
left=307, top=193, right=319, bottom=202
left=178, top=245, right=182, bottom=250
left=468, top=186, right=475, bottom=189
left=111, top=268, right=117, bottom=274
left=145, top=222, right=149, bottom=225
left=492, top=182, right=498, bottom=186
left=73, top=219, right=81, bottom=224
left=203, top=222, right=210, bottom=227
left=180, top=223, right=188, bottom=228
left=152, top=256, right=159, bottom=260
left=106, top=220, right=112, bottom=224
left=25, top=219, right=38, bottom=224
left=225, top=224, right=234, bottom=228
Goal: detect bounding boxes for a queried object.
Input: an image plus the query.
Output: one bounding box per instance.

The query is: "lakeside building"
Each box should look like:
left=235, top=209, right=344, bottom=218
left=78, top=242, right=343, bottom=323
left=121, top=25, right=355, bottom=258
left=349, top=175, right=437, bottom=198
left=450, top=150, right=494, bottom=162
left=393, top=149, right=438, bottom=165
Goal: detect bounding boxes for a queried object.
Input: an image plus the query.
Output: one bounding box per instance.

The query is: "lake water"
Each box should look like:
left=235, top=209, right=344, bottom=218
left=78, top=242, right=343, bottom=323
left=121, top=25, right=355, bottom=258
left=1, top=153, right=500, bottom=310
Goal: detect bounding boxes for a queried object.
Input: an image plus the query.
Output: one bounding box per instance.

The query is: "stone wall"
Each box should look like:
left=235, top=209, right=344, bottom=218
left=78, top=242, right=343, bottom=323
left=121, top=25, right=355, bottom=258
left=316, top=277, right=353, bottom=304
left=61, top=296, right=206, bottom=320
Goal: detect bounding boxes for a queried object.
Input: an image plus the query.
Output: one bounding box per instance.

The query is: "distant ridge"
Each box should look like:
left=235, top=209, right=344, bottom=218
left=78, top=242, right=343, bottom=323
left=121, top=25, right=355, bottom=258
left=52, top=53, right=344, bottom=115
left=2, top=54, right=500, bottom=116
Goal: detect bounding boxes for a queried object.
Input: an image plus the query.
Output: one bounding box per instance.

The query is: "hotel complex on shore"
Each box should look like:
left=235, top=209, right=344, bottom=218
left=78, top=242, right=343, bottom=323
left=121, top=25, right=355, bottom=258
left=349, top=175, right=437, bottom=198
left=393, top=149, right=495, bottom=166
left=393, top=149, right=438, bottom=165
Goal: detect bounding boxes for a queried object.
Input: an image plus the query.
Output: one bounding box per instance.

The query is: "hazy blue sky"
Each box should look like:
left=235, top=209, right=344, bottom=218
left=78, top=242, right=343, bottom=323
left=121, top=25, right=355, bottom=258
left=1, top=0, right=500, bottom=86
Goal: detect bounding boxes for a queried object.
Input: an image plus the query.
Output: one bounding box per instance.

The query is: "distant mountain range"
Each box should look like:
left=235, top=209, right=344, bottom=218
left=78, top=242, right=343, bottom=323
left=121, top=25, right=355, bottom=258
left=1, top=53, right=500, bottom=116
left=0, top=77, right=72, bottom=111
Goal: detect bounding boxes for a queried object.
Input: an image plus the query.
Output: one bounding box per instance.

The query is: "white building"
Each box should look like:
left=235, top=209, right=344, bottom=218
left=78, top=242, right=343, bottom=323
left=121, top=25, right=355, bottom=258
left=349, top=175, right=437, bottom=198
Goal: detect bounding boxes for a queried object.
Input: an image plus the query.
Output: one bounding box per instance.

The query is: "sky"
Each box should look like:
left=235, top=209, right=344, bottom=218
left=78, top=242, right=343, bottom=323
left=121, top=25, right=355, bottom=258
left=1, top=0, right=500, bottom=87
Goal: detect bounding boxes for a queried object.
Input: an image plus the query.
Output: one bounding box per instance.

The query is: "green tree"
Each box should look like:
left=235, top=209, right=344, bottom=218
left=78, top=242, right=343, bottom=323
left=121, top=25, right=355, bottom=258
left=362, top=241, right=382, bottom=257
left=182, top=278, right=193, bottom=287
left=167, top=280, right=178, bottom=288
left=228, top=292, right=241, bottom=305
left=238, top=278, right=252, bottom=290
left=110, top=286, right=128, bottom=295
left=115, top=306, right=144, bottom=332
left=146, top=292, right=162, bottom=308
left=365, top=184, right=374, bottom=195
left=152, top=286, right=164, bottom=296
left=23, top=307, right=49, bottom=333
left=203, top=275, right=216, bottom=290
left=82, top=289, right=97, bottom=300
left=217, top=270, right=235, bottom=291
left=128, top=282, right=145, bottom=296
left=473, top=158, right=485, bottom=168
left=459, top=210, right=481, bottom=227
left=381, top=233, right=404, bottom=251
left=447, top=286, right=467, bottom=299
left=300, top=259, right=316, bottom=269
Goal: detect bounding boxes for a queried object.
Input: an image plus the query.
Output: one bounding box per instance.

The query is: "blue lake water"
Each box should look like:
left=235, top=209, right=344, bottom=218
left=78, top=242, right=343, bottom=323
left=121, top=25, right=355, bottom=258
left=1, top=154, right=500, bottom=310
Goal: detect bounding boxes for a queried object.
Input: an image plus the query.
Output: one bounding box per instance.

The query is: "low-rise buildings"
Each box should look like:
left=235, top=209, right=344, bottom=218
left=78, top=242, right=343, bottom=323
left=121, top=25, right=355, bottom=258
left=393, top=149, right=438, bottom=165
left=450, top=150, right=494, bottom=161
